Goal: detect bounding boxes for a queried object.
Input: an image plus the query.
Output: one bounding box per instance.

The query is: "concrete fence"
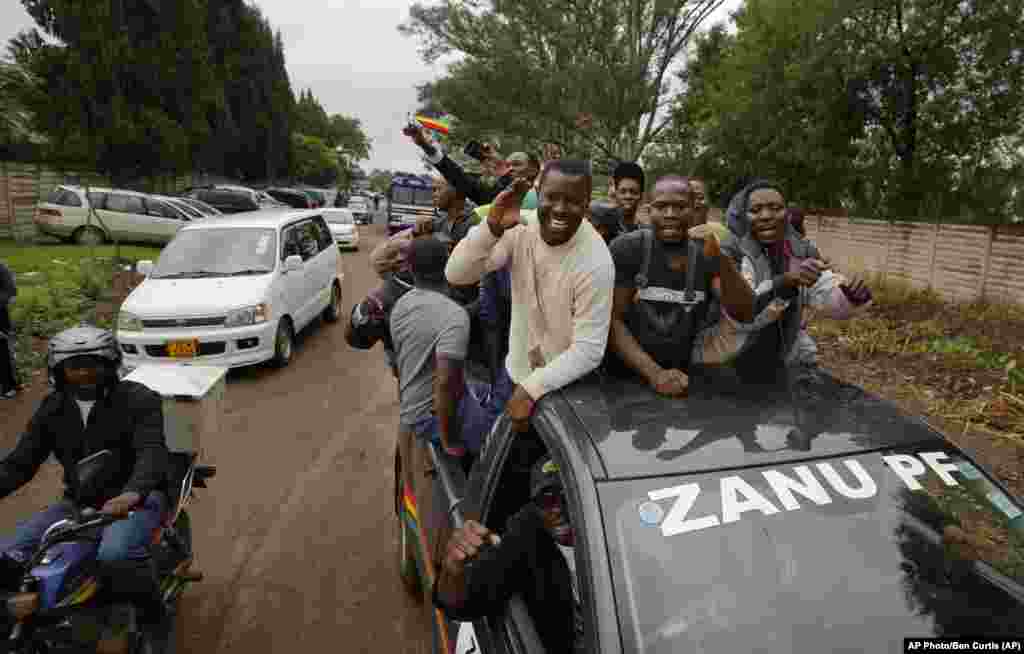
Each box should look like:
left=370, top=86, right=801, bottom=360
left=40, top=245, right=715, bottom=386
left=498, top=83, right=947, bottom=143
left=0, top=160, right=199, bottom=241
left=803, top=216, right=1024, bottom=305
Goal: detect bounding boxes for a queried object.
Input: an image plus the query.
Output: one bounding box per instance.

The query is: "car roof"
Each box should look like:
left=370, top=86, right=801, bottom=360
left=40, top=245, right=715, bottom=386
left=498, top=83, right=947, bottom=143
left=179, top=209, right=323, bottom=230
left=558, top=368, right=945, bottom=482
left=59, top=185, right=148, bottom=197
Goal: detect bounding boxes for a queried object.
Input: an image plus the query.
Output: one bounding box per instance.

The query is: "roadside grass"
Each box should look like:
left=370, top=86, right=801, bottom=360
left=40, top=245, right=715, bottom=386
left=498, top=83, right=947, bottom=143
left=811, top=272, right=1024, bottom=440
left=1, top=241, right=162, bottom=383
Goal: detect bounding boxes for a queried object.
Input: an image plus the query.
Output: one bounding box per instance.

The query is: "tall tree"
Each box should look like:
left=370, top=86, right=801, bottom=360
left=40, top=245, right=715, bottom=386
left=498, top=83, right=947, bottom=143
left=399, top=0, right=728, bottom=161
left=21, top=0, right=217, bottom=181
left=674, top=0, right=1024, bottom=220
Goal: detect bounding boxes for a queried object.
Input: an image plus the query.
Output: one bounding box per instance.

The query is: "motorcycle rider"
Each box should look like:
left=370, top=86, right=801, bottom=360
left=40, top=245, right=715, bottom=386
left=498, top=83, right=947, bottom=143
left=0, top=325, right=170, bottom=625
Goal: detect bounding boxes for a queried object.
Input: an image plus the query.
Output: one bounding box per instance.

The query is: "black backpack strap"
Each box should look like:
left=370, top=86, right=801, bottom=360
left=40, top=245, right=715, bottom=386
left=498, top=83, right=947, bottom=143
left=683, top=237, right=700, bottom=308
left=634, top=227, right=654, bottom=289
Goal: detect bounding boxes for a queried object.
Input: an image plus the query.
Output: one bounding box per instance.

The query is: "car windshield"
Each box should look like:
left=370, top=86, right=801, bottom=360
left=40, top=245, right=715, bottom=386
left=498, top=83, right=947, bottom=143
left=391, top=187, right=432, bottom=206
left=601, top=445, right=1024, bottom=653
left=152, top=228, right=277, bottom=278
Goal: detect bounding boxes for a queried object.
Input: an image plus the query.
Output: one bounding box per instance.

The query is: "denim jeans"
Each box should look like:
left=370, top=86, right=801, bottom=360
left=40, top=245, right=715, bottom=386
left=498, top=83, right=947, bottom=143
left=0, top=492, right=167, bottom=564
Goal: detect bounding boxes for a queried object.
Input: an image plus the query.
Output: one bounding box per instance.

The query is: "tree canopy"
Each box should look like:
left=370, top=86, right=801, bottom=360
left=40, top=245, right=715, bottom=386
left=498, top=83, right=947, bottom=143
left=400, top=0, right=727, bottom=162
left=6, top=0, right=371, bottom=187
left=668, top=0, right=1024, bottom=221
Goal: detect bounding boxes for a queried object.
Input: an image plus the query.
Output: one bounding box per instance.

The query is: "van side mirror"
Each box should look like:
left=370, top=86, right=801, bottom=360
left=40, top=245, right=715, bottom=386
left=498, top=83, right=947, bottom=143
left=136, top=260, right=154, bottom=277
left=283, top=255, right=303, bottom=273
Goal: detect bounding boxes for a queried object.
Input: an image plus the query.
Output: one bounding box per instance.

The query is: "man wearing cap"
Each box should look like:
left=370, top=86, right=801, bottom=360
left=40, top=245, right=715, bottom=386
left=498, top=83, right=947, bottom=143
left=434, top=457, right=584, bottom=653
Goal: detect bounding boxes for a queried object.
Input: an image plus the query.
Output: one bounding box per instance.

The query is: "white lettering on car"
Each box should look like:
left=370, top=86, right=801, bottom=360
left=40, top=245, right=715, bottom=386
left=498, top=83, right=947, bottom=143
left=762, top=465, right=833, bottom=511
left=720, top=476, right=780, bottom=523
left=816, top=460, right=877, bottom=499
left=919, top=451, right=960, bottom=487
left=648, top=484, right=719, bottom=537
left=881, top=454, right=927, bottom=490
left=644, top=453, right=975, bottom=537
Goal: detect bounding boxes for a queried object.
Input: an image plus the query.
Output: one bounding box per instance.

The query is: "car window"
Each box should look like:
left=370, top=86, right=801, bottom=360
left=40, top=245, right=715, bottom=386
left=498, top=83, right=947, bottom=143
left=602, top=445, right=1024, bottom=653
left=296, top=221, right=320, bottom=260
left=145, top=199, right=182, bottom=219
left=87, top=192, right=107, bottom=209
left=196, top=189, right=218, bottom=204
left=47, top=188, right=83, bottom=207
left=281, top=224, right=303, bottom=261
left=170, top=200, right=203, bottom=219
left=105, top=193, right=145, bottom=214
left=312, top=216, right=333, bottom=251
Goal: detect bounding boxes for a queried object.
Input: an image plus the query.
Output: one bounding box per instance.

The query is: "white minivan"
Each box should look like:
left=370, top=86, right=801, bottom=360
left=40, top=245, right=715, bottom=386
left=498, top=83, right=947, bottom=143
left=116, top=209, right=344, bottom=370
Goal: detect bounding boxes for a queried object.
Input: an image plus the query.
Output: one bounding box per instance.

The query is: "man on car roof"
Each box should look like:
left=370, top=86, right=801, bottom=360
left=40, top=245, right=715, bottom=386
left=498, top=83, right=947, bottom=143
left=446, top=160, right=615, bottom=433
left=606, top=175, right=754, bottom=398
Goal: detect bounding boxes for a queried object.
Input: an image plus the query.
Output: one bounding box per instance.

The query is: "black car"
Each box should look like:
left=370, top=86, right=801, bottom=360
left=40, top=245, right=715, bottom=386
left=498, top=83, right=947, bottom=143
left=398, top=367, right=1024, bottom=653
left=183, top=186, right=262, bottom=214
left=264, top=187, right=314, bottom=209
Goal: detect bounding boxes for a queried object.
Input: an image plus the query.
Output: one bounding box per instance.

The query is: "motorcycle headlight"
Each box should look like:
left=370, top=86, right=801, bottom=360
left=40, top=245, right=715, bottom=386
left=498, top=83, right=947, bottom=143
left=117, top=312, right=142, bottom=332
left=224, top=304, right=269, bottom=328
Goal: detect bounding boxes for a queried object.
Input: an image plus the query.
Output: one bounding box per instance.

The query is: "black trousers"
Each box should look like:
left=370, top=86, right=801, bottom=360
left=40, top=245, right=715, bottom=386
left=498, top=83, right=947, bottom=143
left=0, top=307, right=18, bottom=391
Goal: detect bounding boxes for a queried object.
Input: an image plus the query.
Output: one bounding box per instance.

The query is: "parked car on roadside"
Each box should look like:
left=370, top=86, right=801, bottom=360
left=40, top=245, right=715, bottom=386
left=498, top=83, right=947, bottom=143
left=175, top=196, right=223, bottom=217
left=264, top=187, right=314, bottom=209
left=347, top=195, right=372, bottom=224
left=299, top=188, right=327, bottom=209
left=34, top=185, right=193, bottom=245
left=322, top=208, right=360, bottom=250
left=401, top=367, right=1024, bottom=653
left=116, top=209, right=344, bottom=370
left=151, top=194, right=207, bottom=221
left=184, top=185, right=283, bottom=214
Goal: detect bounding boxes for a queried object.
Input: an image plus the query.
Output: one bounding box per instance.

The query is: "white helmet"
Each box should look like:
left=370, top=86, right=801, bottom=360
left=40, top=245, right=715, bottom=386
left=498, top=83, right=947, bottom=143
left=47, top=324, right=121, bottom=388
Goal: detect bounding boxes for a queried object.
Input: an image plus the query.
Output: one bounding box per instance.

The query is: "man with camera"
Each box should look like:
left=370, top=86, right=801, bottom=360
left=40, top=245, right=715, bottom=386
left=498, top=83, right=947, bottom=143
left=403, top=123, right=538, bottom=207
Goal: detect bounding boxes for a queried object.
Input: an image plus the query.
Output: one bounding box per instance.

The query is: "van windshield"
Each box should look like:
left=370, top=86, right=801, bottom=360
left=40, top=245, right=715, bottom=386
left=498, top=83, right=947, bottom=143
left=391, top=186, right=433, bottom=206
left=152, top=228, right=277, bottom=278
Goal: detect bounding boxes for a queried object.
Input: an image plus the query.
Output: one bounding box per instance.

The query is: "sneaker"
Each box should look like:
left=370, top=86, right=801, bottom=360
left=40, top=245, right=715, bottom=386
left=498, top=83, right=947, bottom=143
left=0, top=389, right=16, bottom=399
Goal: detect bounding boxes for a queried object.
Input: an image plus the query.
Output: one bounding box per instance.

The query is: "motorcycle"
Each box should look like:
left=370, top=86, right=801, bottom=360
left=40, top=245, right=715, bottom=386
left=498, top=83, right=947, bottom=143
left=0, top=449, right=215, bottom=653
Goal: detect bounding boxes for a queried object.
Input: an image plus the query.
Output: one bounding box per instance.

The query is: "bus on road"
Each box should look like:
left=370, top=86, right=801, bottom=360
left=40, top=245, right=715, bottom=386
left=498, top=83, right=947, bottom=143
left=387, top=174, right=434, bottom=234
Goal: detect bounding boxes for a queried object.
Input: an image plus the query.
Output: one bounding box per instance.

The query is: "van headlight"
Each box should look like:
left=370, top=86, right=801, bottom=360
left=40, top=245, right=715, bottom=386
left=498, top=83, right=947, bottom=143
left=224, top=304, right=270, bottom=327
left=117, top=312, right=142, bottom=332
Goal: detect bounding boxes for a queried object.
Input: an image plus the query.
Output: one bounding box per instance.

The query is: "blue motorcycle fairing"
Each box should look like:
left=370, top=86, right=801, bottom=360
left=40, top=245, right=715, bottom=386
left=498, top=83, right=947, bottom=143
left=31, top=540, right=99, bottom=609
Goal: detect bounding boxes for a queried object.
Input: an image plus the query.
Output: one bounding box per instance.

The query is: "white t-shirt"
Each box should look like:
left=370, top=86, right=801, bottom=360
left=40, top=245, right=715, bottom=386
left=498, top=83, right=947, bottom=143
left=76, top=399, right=96, bottom=425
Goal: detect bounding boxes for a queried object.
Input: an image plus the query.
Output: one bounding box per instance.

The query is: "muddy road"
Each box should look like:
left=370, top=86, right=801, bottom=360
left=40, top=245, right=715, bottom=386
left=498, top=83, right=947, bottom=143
left=0, top=226, right=433, bottom=653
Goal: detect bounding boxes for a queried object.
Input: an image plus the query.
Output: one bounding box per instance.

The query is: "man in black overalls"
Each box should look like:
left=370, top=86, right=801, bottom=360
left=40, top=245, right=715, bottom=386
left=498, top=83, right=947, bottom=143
left=605, top=176, right=755, bottom=397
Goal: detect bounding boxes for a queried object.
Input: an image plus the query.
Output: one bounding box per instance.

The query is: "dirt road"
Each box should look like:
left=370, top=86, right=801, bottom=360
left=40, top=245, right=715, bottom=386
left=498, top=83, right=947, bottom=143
left=0, top=226, right=434, bottom=653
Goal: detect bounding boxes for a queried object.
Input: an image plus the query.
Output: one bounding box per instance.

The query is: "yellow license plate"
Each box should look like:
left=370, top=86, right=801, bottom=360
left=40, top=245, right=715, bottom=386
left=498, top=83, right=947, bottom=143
left=167, top=339, right=198, bottom=358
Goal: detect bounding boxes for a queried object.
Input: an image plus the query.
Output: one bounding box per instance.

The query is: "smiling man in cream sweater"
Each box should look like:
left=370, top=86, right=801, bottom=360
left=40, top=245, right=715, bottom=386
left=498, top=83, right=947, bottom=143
left=446, top=159, right=614, bottom=432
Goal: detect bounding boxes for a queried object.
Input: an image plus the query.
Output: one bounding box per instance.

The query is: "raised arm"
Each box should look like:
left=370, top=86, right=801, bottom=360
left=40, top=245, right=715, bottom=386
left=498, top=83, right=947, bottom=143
left=445, top=181, right=529, bottom=286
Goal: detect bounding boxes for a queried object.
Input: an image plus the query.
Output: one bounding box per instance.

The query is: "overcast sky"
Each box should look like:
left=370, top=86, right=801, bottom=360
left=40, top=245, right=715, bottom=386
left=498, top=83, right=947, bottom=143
left=0, top=0, right=742, bottom=174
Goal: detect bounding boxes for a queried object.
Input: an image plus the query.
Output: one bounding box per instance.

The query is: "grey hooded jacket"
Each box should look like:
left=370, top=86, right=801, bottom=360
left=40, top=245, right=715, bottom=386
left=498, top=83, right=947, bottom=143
left=718, top=181, right=821, bottom=370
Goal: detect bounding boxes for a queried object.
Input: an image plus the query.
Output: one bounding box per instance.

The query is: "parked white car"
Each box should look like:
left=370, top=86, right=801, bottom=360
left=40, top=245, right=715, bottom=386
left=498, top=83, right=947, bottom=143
left=347, top=195, right=372, bottom=224
left=34, top=185, right=193, bottom=245
left=116, top=209, right=344, bottom=370
left=322, top=208, right=360, bottom=250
